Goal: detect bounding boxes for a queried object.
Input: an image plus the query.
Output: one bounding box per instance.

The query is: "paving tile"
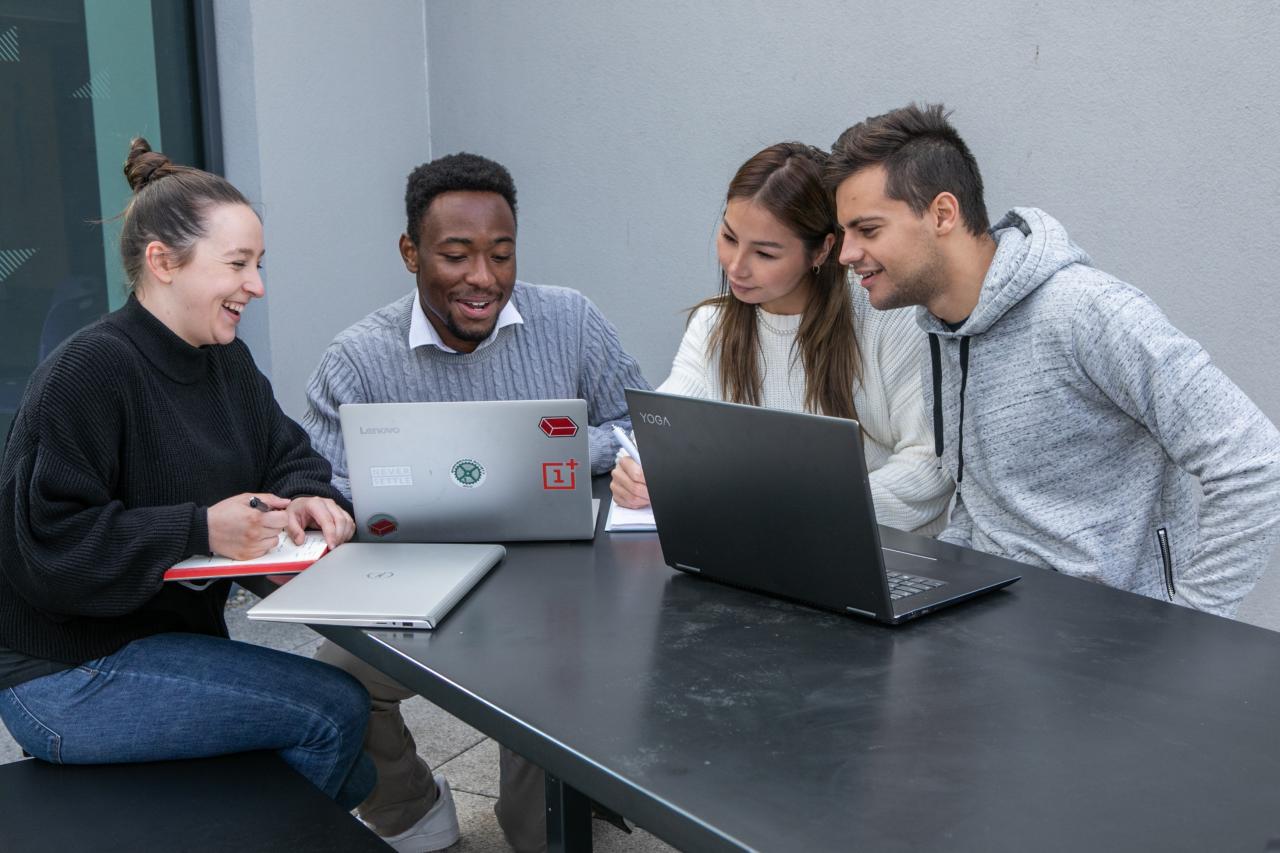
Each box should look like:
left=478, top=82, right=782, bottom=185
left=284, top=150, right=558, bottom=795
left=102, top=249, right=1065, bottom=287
left=443, top=786, right=675, bottom=852
left=290, top=635, right=326, bottom=658
left=224, top=587, right=317, bottom=652
left=437, top=740, right=674, bottom=852
left=0, top=726, right=22, bottom=765
left=449, top=788, right=507, bottom=852
left=438, top=737, right=500, bottom=798
left=404, top=695, right=486, bottom=769
left=226, top=612, right=317, bottom=651
left=596, top=823, right=678, bottom=853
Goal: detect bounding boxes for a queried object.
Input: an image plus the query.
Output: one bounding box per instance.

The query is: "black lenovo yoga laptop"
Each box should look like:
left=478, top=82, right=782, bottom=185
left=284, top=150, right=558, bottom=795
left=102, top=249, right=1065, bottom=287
left=625, top=389, right=1022, bottom=625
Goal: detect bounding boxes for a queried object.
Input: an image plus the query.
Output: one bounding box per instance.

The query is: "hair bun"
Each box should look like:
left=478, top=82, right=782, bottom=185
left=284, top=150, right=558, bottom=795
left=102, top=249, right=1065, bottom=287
left=123, top=137, right=178, bottom=192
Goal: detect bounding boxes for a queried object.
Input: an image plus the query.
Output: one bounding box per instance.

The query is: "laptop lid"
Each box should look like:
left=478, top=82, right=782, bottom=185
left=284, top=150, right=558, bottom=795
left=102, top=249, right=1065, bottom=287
left=625, top=389, right=1019, bottom=624
left=340, top=399, right=595, bottom=542
left=246, top=542, right=506, bottom=630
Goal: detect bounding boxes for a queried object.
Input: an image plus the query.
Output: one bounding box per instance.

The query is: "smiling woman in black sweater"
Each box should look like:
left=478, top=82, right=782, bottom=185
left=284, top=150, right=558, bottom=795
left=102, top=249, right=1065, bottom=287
left=0, top=139, right=373, bottom=808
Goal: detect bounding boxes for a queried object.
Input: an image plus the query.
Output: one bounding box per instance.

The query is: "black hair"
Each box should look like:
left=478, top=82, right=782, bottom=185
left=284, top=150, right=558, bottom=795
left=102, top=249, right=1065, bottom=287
left=404, top=152, right=518, bottom=244
left=826, top=103, right=990, bottom=236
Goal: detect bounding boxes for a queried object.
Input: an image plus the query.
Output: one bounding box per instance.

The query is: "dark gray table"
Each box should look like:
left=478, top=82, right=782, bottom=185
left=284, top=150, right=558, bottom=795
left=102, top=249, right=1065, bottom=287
left=313, top=481, right=1280, bottom=852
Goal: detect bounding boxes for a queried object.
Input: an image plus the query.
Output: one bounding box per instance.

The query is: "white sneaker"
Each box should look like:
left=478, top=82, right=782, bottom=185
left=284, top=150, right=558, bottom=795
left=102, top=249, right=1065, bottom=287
left=375, top=774, right=460, bottom=852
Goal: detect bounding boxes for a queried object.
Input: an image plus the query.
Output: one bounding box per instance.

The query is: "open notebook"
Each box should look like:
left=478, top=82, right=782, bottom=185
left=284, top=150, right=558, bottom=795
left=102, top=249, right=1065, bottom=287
left=604, top=500, right=656, bottom=532
left=164, top=532, right=329, bottom=582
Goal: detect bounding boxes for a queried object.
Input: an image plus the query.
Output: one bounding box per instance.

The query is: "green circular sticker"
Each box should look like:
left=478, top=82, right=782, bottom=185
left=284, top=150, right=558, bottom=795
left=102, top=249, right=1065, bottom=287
left=451, top=458, right=486, bottom=488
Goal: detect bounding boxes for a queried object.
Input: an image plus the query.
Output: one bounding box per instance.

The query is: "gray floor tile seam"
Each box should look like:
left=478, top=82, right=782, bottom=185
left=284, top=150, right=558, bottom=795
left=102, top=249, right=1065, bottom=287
left=287, top=633, right=321, bottom=652
left=450, top=785, right=498, bottom=800
left=433, top=734, right=491, bottom=768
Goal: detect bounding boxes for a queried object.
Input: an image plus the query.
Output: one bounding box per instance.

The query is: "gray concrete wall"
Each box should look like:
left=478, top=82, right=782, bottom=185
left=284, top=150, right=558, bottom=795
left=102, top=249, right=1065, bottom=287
left=213, top=0, right=431, bottom=415
left=423, top=1, right=1280, bottom=408
left=213, top=0, right=1280, bottom=627
left=423, top=0, right=1280, bottom=628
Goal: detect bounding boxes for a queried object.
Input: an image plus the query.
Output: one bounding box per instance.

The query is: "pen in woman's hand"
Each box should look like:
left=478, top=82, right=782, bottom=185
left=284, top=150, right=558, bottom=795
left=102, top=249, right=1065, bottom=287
left=612, top=425, right=643, bottom=465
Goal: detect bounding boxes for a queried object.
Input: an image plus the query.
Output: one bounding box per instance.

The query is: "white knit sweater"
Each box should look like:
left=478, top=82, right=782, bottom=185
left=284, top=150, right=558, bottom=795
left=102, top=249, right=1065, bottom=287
left=657, top=286, right=953, bottom=534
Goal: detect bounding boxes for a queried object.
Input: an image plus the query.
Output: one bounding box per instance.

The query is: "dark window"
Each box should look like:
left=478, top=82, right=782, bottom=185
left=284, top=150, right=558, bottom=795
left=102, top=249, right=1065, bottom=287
left=0, top=0, right=213, bottom=439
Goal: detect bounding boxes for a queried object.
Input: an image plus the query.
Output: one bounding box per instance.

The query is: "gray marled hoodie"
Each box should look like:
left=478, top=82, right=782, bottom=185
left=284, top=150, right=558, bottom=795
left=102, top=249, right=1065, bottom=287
left=921, top=207, right=1280, bottom=617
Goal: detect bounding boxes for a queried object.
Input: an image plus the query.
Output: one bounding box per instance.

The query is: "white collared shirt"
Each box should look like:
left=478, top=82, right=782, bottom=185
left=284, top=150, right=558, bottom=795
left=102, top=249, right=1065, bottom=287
left=408, top=289, right=523, bottom=353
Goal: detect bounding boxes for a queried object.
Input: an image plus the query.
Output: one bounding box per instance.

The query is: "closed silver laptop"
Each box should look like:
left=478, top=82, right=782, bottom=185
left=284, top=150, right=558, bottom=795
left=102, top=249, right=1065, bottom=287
left=247, top=542, right=506, bottom=630
left=340, top=399, right=597, bottom=542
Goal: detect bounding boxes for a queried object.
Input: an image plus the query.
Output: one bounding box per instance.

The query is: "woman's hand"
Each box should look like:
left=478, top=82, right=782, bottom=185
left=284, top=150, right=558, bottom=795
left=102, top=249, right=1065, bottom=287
left=284, top=496, right=356, bottom=549
left=610, top=456, right=651, bottom=509
left=207, top=493, right=289, bottom=560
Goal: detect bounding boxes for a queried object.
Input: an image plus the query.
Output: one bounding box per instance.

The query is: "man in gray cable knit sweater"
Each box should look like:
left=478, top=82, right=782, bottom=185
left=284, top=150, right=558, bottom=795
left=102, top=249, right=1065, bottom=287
left=303, top=153, right=648, bottom=853
left=826, top=103, right=1280, bottom=619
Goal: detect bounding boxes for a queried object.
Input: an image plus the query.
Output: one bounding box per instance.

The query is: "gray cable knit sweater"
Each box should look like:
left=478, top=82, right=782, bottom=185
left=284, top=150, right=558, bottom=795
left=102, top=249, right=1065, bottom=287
left=921, top=208, right=1280, bottom=617
left=303, top=281, right=649, bottom=497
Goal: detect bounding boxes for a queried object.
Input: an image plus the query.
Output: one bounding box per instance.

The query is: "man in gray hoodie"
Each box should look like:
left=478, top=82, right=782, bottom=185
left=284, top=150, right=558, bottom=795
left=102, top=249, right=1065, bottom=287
left=825, top=103, right=1280, bottom=617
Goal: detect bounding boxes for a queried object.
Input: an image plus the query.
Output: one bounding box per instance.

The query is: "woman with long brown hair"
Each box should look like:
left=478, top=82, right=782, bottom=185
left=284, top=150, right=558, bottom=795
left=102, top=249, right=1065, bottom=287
left=610, top=142, right=952, bottom=533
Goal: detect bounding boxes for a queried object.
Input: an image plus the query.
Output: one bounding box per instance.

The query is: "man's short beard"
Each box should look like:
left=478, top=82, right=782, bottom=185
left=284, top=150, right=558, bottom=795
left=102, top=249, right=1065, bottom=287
left=445, top=313, right=497, bottom=343
left=423, top=296, right=498, bottom=343
left=876, top=247, right=947, bottom=311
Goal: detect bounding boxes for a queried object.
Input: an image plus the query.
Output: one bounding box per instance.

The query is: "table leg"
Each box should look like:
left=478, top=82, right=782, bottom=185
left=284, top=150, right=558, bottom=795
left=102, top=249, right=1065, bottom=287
left=545, top=772, right=592, bottom=853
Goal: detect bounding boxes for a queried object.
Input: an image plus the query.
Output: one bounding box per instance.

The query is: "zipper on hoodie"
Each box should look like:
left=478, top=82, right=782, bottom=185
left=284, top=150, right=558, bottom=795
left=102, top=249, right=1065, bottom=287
left=1156, top=527, right=1175, bottom=600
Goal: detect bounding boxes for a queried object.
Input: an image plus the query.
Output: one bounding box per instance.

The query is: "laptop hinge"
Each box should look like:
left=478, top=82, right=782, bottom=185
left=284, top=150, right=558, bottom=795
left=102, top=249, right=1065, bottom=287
left=845, top=605, right=877, bottom=618
left=675, top=563, right=702, bottom=573
left=882, top=546, right=937, bottom=562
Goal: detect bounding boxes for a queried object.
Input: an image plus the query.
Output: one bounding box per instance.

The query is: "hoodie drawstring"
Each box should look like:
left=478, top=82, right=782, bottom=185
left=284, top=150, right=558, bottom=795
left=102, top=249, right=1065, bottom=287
left=928, top=334, right=971, bottom=487
left=929, top=334, right=944, bottom=458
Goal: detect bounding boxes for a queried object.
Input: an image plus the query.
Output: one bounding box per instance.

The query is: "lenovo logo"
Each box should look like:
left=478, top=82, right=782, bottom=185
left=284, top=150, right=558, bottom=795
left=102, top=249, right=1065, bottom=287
left=359, top=426, right=400, bottom=435
left=638, top=412, right=670, bottom=426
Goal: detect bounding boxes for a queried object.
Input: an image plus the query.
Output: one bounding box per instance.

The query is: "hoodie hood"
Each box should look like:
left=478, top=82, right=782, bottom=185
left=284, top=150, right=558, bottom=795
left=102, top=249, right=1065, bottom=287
left=919, top=207, right=1093, bottom=337
left=921, top=207, right=1093, bottom=486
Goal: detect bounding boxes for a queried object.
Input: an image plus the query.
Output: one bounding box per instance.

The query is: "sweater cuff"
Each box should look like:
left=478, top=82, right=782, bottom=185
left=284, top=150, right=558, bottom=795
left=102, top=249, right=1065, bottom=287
left=189, top=505, right=212, bottom=556
left=282, top=486, right=354, bottom=517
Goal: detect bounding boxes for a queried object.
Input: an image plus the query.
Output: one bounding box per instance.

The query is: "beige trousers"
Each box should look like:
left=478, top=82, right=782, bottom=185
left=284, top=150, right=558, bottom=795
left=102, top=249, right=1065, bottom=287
left=314, top=639, right=547, bottom=852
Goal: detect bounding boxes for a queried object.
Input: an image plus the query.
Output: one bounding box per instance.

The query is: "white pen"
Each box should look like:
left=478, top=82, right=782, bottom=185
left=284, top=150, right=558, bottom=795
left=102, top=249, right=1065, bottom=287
left=611, top=425, right=643, bottom=465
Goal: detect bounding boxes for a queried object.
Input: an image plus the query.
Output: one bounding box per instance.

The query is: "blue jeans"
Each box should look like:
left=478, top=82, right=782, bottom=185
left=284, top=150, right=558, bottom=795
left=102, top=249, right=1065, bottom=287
left=0, top=632, right=375, bottom=809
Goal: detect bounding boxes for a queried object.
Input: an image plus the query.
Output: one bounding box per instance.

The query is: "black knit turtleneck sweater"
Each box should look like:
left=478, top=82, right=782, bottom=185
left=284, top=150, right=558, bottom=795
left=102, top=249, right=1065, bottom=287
left=0, top=296, right=347, bottom=684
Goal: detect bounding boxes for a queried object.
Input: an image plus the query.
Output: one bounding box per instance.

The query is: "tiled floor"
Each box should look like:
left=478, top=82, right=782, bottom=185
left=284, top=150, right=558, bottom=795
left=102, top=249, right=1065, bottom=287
left=0, top=587, right=675, bottom=852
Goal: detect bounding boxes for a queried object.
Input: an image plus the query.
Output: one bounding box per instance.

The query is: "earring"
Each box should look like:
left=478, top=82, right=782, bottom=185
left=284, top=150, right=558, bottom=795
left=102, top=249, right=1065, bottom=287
left=812, top=264, right=821, bottom=276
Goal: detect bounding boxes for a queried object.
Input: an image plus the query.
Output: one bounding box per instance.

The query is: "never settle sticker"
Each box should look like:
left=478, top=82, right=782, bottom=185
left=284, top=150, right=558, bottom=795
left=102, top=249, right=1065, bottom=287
left=542, top=459, right=578, bottom=490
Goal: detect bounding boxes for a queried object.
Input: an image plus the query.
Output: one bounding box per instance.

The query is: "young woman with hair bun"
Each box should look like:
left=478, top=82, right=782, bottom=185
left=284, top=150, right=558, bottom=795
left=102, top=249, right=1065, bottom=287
left=0, top=139, right=373, bottom=807
left=610, top=142, right=953, bottom=533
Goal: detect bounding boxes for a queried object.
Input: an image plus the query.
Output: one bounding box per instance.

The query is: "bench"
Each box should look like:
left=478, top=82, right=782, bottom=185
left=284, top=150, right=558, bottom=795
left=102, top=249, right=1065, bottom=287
left=0, top=751, right=388, bottom=852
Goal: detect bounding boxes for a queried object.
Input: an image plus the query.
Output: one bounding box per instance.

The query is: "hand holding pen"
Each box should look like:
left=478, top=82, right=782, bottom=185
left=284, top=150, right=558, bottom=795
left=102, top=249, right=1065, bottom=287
left=206, top=493, right=290, bottom=561
left=610, top=426, right=651, bottom=509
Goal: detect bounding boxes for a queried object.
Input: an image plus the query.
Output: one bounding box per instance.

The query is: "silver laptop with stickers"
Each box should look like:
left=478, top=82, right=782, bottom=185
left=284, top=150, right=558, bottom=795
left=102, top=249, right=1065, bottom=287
left=340, top=399, right=597, bottom=542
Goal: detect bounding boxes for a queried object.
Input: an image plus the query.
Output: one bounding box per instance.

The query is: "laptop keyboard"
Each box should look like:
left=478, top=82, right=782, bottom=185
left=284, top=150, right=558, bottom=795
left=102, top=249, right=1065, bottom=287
left=885, top=570, right=946, bottom=600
